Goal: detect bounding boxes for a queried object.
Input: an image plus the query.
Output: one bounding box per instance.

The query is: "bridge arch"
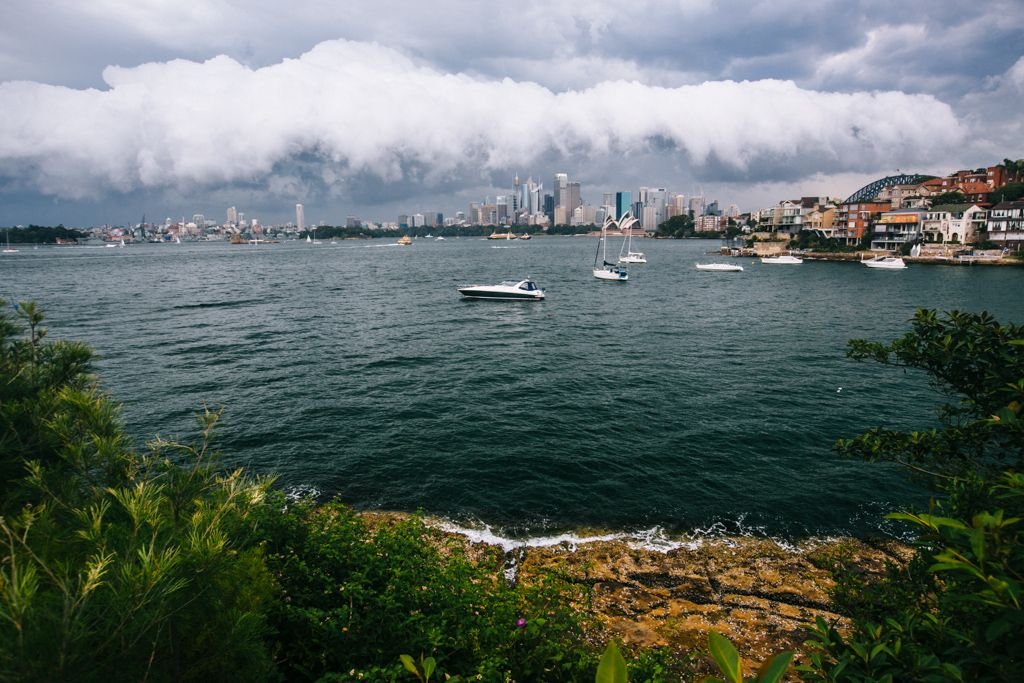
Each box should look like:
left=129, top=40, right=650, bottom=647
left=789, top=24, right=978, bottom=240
left=844, top=174, right=936, bottom=203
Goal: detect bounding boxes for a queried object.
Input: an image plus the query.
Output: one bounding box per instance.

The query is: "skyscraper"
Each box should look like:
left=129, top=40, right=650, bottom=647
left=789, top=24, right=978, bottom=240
left=615, top=192, right=631, bottom=221
left=566, top=182, right=581, bottom=217
left=227, top=206, right=237, bottom=226
left=553, top=173, right=568, bottom=213
left=296, top=203, right=305, bottom=232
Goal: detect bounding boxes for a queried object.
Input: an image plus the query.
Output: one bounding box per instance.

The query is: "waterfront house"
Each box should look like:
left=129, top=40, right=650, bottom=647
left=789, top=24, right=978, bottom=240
left=871, top=208, right=926, bottom=250
left=985, top=201, right=1024, bottom=252
left=835, top=200, right=890, bottom=246
left=922, top=204, right=988, bottom=245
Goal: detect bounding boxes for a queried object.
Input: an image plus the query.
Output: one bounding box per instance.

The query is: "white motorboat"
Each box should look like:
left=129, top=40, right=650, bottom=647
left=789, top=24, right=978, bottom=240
left=862, top=255, right=907, bottom=269
left=696, top=263, right=743, bottom=272
left=593, top=215, right=629, bottom=281
left=457, top=279, right=545, bottom=301
left=760, top=254, right=802, bottom=264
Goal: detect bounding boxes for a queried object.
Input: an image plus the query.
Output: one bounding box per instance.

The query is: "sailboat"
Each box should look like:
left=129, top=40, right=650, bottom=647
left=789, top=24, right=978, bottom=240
left=306, top=234, right=312, bottom=243
left=593, top=215, right=628, bottom=281
left=617, top=211, right=647, bottom=264
left=2, top=228, right=17, bottom=253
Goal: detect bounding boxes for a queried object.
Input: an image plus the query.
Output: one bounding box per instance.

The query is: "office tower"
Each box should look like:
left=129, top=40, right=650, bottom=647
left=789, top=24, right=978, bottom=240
left=496, top=195, right=508, bottom=223
left=227, top=206, right=238, bottom=226
left=512, top=174, right=520, bottom=216
left=544, top=194, right=554, bottom=223
left=566, top=182, right=581, bottom=216
left=296, top=203, right=305, bottom=232
left=553, top=173, right=568, bottom=212
left=615, top=191, right=631, bottom=220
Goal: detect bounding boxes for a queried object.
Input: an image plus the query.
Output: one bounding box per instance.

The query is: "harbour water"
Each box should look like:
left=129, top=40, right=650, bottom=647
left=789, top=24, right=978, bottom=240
left=2, top=237, right=1020, bottom=541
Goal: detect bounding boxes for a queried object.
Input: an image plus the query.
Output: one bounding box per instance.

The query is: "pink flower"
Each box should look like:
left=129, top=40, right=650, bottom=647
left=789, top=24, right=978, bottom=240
left=516, top=618, right=526, bottom=628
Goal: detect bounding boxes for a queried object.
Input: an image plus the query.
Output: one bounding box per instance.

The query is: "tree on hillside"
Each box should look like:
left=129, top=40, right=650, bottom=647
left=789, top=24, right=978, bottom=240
left=929, top=191, right=968, bottom=206
left=656, top=214, right=695, bottom=238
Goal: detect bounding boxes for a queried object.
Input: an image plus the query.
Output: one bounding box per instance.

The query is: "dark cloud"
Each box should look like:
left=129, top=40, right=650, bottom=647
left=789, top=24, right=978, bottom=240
left=0, top=1, right=1022, bottom=224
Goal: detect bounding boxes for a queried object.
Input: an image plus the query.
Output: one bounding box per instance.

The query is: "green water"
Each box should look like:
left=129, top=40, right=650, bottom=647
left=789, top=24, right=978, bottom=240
left=3, top=237, right=1019, bottom=540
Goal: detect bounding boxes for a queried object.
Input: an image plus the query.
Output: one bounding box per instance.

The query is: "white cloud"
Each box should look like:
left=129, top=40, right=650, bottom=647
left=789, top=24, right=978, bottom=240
left=0, top=39, right=967, bottom=204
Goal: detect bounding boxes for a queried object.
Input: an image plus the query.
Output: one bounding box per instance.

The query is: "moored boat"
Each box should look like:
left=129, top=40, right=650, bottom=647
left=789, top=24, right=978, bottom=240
left=457, top=279, right=545, bottom=301
left=760, top=254, right=802, bottom=264
left=862, top=255, right=907, bottom=269
left=696, top=262, right=743, bottom=272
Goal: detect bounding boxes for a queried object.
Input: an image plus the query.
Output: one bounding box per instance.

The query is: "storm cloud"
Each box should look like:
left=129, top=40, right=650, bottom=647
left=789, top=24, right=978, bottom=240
left=0, top=0, right=1021, bottom=224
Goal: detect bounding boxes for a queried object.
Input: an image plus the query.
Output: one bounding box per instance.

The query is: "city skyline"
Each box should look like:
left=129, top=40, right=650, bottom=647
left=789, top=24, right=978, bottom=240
left=1, top=1, right=1022, bottom=226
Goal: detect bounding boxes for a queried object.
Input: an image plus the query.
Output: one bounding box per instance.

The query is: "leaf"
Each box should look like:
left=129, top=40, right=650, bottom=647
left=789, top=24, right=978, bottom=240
left=400, top=654, right=419, bottom=677
left=423, top=657, right=436, bottom=682
left=596, top=641, right=628, bottom=683
left=755, top=651, right=793, bottom=683
left=708, top=632, right=743, bottom=683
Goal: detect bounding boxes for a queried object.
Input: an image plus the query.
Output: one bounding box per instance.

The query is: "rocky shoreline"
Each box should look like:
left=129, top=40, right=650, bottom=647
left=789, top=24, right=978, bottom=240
left=361, top=513, right=913, bottom=671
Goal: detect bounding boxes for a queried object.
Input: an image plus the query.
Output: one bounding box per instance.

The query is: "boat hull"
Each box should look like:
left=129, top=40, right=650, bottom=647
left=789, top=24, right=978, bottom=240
left=457, top=279, right=545, bottom=300
left=760, top=255, right=802, bottom=264
left=458, top=289, right=544, bottom=300
left=696, top=263, right=743, bottom=271
left=593, top=268, right=628, bottom=281
left=863, top=257, right=906, bottom=269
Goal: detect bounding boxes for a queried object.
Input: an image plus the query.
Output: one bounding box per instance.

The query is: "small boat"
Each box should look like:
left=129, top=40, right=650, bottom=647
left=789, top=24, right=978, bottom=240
left=518, top=233, right=531, bottom=240
left=594, top=215, right=628, bottom=281
left=488, top=231, right=516, bottom=240
left=457, top=279, right=545, bottom=301
left=435, top=236, right=446, bottom=241
left=397, top=235, right=412, bottom=245
left=862, top=255, right=907, bottom=269
left=617, top=212, right=646, bottom=264
left=696, top=263, right=743, bottom=272
left=760, top=254, right=802, bottom=264
left=3, top=228, right=18, bottom=253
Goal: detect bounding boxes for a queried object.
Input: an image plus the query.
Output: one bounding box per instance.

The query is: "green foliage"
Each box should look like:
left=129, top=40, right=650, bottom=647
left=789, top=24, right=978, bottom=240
left=596, top=641, right=628, bottom=683
left=256, top=497, right=597, bottom=681
left=656, top=214, right=697, bottom=238
left=0, top=301, right=276, bottom=682
left=0, top=225, right=89, bottom=244
left=989, top=183, right=1024, bottom=204
left=929, top=191, right=968, bottom=206
left=812, top=309, right=1024, bottom=681
left=703, top=632, right=792, bottom=683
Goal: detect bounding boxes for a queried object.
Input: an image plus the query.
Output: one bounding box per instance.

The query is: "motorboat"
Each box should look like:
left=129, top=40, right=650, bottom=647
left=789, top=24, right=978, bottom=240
left=760, top=254, right=802, bottom=264
left=457, top=279, right=545, bottom=301
left=696, top=263, right=743, bottom=272
left=862, top=255, right=907, bottom=269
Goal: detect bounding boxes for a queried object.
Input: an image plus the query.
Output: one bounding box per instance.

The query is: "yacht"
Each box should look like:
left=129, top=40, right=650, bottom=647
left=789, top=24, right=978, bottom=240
left=760, top=254, right=802, bottom=264
left=862, top=255, right=907, bottom=269
left=696, top=263, right=743, bottom=272
left=457, top=279, right=545, bottom=301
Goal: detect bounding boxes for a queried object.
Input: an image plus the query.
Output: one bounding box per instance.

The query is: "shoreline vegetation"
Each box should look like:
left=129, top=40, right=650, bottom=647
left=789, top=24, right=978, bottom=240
left=1, top=301, right=1021, bottom=682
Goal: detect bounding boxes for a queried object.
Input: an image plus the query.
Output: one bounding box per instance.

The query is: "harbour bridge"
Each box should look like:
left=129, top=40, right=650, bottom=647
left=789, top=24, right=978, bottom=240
left=843, top=174, right=936, bottom=203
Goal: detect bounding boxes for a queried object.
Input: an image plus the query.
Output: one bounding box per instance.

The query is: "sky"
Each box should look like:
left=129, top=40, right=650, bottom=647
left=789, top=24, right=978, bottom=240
left=1, top=0, right=1022, bottom=227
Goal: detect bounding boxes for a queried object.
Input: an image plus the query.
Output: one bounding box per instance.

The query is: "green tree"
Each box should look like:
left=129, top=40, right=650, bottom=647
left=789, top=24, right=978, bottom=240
left=801, top=310, right=1024, bottom=682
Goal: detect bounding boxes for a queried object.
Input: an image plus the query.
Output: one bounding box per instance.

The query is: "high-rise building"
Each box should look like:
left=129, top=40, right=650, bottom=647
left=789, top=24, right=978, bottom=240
left=296, top=203, right=305, bottom=232
left=512, top=174, right=520, bottom=217
left=615, top=191, right=631, bottom=220
left=553, top=173, right=568, bottom=212
left=227, top=206, right=238, bottom=226
left=566, top=182, right=581, bottom=217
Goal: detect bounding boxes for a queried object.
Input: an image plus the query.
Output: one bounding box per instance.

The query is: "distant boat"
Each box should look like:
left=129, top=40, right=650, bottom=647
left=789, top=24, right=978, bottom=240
left=862, top=255, right=907, bottom=269
left=696, top=262, right=743, bottom=272
left=760, top=254, right=802, bottom=264
left=306, top=234, right=312, bottom=243
left=435, top=236, right=446, bottom=241
left=2, top=228, right=17, bottom=254
left=617, top=212, right=646, bottom=264
left=593, top=215, right=628, bottom=281
left=398, top=235, right=412, bottom=245
left=488, top=231, right=516, bottom=240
